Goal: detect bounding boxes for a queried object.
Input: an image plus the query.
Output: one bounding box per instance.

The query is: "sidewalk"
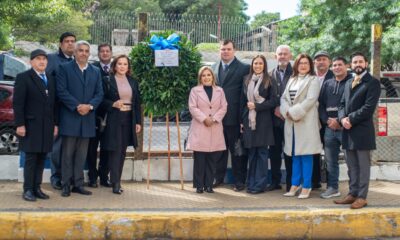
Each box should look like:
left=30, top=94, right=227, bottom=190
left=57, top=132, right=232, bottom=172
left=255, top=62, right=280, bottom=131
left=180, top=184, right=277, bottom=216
left=0, top=180, right=399, bottom=239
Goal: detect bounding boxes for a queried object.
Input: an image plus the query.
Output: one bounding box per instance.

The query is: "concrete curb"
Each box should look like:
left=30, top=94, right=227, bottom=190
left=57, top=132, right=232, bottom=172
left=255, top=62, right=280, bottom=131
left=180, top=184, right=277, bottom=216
left=0, top=208, right=399, bottom=239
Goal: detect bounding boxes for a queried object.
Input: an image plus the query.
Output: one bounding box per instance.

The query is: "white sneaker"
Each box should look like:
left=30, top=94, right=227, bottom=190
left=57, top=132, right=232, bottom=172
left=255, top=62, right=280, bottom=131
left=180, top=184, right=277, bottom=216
left=320, top=187, right=341, bottom=199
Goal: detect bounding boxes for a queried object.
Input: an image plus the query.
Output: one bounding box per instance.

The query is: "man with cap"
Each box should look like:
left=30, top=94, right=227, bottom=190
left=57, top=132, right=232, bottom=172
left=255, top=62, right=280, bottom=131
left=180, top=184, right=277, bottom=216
left=46, top=32, right=76, bottom=190
left=13, top=49, right=58, bottom=201
left=313, top=50, right=335, bottom=190
left=86, top=43, right=113, bottom=188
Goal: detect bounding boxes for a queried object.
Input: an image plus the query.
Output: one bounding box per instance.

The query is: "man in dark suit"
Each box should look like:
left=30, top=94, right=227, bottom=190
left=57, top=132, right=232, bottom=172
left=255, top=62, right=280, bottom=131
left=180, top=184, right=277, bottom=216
left=313, top=50, right=335, bottom=190
left=86, top=43, right=112, bottom=188
left=335, top=52, right=380, bottom=209
left=13, top=49, right=57, bottom=201
left=57, top=40, right=103, bottom=197
left=267, top=45, right=293, bottom=192
left=46, top=32, right=76, bottom=190
left=211, top=39, right=250, bottom=191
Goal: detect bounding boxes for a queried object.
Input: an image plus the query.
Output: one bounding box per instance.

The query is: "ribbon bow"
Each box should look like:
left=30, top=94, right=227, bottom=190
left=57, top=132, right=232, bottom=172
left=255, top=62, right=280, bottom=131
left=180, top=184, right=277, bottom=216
left=149, top=33, right=180, bottom=50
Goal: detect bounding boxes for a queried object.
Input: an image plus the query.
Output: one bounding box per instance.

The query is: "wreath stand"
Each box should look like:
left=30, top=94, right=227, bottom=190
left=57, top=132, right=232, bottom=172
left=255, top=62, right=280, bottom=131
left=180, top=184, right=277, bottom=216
left=146, top=112, right=184, bottom=190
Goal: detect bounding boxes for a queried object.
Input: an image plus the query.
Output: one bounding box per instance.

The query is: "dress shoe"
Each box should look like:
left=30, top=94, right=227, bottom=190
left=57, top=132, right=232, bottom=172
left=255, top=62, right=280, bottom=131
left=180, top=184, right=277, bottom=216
left=233, top=185, right=245, bottom=192
left=212, top=180, right=224, bottom=188
left=112, top=183, right=122, bottom=194
left=34, top=188, right=50, bottom=199
left=71, top=186, right=92, bottom=195
left=100, top=181, right=112, bottom=188
left=205, top=187, right=214, bottom=193
left=265, top=184, right=282, bottom=192
left=23, top=190, right=37, bottom=202
left=350, top=198, right=368, bottom=209
left=196, top=187, right=204, bottom=194
left=334, top=194, right=357, bottom=204
left=51, top=180, right=62, bottom=190
left=312, top=183, right=322, bottom=190
left=249, top=190, right=264, bottom=194
left=88, top=182, right=98, bottom=188
left=298, top=188, right=312, bottom=199
left=283, top=185, right=302, bottom=197
left=61, top=185, right=71, bottom=197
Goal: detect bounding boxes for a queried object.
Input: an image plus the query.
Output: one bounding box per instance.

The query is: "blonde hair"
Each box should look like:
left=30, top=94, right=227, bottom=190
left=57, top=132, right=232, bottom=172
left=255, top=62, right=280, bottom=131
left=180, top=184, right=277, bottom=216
left=197, top=66, right=216, bottom=86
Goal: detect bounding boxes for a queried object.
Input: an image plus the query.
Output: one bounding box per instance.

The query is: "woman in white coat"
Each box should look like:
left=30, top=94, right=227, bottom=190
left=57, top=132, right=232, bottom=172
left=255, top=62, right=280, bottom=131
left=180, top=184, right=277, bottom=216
left=280, top=53, right=322, bottom=199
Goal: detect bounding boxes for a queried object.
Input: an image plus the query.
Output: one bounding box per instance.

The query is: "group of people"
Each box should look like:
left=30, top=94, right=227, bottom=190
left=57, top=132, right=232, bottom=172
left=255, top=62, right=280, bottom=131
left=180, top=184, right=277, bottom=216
left=186, top=40, right=380, bottom=209
left=14, top=32, right=142, bottom=201
left=15, top=32, right=380, bottom=210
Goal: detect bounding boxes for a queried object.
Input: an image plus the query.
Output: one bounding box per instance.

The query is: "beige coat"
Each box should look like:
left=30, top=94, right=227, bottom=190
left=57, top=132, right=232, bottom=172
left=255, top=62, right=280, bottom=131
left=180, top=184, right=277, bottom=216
left=280, top=74, right=322, bottom=156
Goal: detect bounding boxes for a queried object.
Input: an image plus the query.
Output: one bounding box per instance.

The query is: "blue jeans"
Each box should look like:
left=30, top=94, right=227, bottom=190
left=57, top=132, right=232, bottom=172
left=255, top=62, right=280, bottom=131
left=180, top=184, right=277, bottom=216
left=247, top=146, right=269, bottom=192
left=324, top=127, right=342, bottom=190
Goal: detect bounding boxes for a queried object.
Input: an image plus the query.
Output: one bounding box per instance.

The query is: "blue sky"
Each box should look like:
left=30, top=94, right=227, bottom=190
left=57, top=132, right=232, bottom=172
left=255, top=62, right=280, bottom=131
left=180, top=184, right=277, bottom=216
left=245, top=0, right=300, bottom=20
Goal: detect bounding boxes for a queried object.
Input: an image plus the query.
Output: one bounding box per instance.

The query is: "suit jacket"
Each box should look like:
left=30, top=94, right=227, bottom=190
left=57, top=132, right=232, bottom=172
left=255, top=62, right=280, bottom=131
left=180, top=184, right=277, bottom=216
left=92, top=61, right=110, bottom=78
left=100, top=74, right=141, bottom=150
left=338, top=72, right=381, bottom=150
left=56, top=60, right=103, bottom=138
left=13, top=68, right=57, bottom=152
left=211, top=57, right=250, bottom=126
left=280, top=74, right=322, bottom=156
left=241, top=77, right=277, bottom=148
left=270, top=63, right=293, bottom=127
left=46, top=48, right=73, bottom=77
left=186, top=85, right=227, bottom=152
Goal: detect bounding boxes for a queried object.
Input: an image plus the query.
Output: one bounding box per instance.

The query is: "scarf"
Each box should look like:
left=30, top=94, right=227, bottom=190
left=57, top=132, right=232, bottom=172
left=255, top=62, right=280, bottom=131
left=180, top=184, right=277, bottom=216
left=247, top=73, right=265, bottom=130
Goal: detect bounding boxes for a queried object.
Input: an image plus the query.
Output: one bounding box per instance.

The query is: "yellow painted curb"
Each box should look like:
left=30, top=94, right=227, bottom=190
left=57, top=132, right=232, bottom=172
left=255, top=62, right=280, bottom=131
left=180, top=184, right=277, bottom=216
left=0, top=208, right=399, bottom=239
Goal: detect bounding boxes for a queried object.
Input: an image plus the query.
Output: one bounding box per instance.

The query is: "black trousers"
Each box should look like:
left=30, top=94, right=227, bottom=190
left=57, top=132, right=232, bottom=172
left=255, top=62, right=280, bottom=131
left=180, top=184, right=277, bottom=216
left=87, top=133, right=109, bottom=184
left=108, top=111, right=132, bottom=184
left=50, top=135, right=62, bottom=184
left=215, top=125, right=247, bottom=187
left=193, top=151, right=222, bottom=188
left=312, top=126, right=325, bottom=186
left=23, top=152, right=47, bottom=191
left=61, top=136, right=89, bottom=187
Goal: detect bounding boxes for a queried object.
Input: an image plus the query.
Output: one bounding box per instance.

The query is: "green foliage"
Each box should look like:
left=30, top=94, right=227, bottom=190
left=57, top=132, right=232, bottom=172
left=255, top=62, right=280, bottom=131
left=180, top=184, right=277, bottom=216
left=130, top=30, right=202, bottom=115
left=250, top=11, right=280, bottom=29
left=96, top=0, right=161, bottom=14
left=196, top=43, right=219, bottom=51
left=278, top=0, right=400, bottom=69
left=0, top=24, right=13, bottom=50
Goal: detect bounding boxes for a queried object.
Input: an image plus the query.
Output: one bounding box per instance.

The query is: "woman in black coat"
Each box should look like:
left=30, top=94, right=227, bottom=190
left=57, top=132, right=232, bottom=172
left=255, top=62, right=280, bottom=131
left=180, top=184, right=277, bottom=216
left=100, top=55, right=141, bottom=194
left=241, top=55, right=277, bottom=194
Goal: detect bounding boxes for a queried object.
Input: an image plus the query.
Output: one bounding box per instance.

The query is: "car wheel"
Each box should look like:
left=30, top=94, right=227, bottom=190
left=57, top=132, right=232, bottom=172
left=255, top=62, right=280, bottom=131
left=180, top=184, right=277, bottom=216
left=0, top=128, right=19, bottom=154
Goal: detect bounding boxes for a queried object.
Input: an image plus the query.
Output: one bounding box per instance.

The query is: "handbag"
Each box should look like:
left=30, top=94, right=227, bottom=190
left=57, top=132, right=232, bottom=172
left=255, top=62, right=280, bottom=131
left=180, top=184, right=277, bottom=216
left=97, top=114, right=107, bottom=133
left=234, top=135, right=246, bottom=156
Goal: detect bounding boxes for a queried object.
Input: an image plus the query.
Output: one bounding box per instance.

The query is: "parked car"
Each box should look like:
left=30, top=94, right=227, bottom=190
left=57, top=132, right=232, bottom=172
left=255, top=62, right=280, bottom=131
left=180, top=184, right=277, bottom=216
left=0, top=53, right=29, bottom=154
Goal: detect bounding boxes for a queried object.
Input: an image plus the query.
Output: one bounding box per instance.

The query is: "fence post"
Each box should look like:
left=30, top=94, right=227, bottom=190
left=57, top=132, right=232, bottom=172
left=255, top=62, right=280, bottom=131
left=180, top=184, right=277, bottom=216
left=134, top=13, right=149, bottom=161
left=371, top=24, right=382, bottom=162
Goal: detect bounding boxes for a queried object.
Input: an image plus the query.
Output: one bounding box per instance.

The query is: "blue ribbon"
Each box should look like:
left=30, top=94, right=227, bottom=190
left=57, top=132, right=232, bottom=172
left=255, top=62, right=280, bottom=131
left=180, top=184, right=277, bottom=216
left=149, top=33, right=180, bottom=50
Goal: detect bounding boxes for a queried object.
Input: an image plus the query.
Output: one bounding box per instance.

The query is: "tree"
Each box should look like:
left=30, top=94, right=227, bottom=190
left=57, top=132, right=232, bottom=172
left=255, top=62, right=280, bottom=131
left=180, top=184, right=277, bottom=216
left=250, top=11, right=280, bottom=29
left=278, top=0, right=400, bottom=69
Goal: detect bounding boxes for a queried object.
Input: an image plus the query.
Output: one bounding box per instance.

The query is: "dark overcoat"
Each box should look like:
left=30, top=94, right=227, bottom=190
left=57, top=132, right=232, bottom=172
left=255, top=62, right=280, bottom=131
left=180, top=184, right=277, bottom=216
left=241, top=77, right=277, bottom=148
left=338, top=72, right=381, bottom=150
left=100, top=75, right=141, bottom=150
left=211, top=57, right=250, bottom=126
left=13, top=68, right=57, bottom=152
left=56, top=61, right=103, bottom=138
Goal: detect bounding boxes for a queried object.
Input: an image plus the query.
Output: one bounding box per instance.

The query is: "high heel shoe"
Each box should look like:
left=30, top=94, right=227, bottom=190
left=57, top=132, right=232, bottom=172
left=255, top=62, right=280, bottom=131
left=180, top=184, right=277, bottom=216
left=298, top=188, right=311, bottom=199
left=283, top=185, right=302, bottom=197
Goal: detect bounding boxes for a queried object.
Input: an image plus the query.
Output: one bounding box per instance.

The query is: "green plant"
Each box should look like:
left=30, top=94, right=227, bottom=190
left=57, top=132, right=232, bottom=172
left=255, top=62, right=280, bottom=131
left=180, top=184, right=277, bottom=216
left=130, top=30, right=202, bottom=116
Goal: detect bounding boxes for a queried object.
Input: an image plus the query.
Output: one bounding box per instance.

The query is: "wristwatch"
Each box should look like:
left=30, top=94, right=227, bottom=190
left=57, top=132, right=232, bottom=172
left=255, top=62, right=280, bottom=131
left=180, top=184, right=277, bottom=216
left=89, top=105, right=94, bottom=111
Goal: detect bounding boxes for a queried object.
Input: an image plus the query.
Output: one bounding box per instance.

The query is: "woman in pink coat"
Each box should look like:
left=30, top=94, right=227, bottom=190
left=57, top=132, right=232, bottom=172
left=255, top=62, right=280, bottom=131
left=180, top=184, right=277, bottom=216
left=187, top=66, right=228, bottom=194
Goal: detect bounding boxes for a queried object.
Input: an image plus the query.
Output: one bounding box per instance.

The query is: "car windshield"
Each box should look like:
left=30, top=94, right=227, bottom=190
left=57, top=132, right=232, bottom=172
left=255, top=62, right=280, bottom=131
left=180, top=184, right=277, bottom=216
left=1, top=54, right=30, bottom=80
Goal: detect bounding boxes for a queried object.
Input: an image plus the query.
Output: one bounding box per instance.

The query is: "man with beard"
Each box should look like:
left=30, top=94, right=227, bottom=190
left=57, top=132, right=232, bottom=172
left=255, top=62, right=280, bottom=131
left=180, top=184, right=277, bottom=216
left=211, top=39, right=250, bottom=191
left=267, top=45, right=293, bottom=192
left=318, top=57, right=351, bottom=199
left=335, top=52, right=380, bottom=209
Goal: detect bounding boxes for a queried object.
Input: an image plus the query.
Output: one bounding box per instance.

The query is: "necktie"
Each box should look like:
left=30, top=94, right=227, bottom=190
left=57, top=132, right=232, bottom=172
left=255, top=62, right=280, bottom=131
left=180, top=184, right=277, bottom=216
left=40, top=73, right=47, bottom=86
left=103, top=65, right=109, bottom=73
left=224, top=64, right=229, bottom=72
left=351, top=75, right=361, bottom=89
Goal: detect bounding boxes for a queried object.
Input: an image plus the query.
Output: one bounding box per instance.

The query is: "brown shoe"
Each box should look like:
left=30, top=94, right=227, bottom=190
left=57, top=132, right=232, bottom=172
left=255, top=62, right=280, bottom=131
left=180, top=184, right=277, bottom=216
left=350, top=198, right=368, bottom=209
left=334, top=194, right=357, bottom=204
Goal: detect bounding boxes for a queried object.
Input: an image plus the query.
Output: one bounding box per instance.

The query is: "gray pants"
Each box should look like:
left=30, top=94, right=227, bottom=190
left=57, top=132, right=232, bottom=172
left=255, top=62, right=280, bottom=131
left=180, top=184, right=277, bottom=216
left=345, top=150, right=371, bottom=199
left=61, top=136, right=89, bottom=187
